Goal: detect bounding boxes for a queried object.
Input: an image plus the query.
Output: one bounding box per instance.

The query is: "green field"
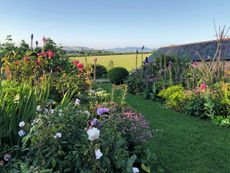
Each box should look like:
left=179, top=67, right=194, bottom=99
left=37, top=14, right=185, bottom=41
left=71, top=53, right=151, bottom=71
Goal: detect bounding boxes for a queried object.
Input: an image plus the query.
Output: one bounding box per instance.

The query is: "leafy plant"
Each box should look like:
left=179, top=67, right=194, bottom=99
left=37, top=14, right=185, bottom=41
left=158, top=85, right=187, bottom=111
left=108, top=67, right=129, bottom=85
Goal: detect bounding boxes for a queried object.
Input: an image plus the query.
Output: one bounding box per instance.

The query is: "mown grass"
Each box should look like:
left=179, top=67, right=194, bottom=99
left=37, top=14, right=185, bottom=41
left=71, top=53, right=151, bottom=71
left=99, top=83, right=230, bottom=173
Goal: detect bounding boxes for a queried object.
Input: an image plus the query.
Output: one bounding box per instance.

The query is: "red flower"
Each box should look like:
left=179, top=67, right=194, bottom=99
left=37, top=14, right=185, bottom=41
left=47, top=50, right=54, bottom=58
left=37, top=52, right=47, bottom=57
left=200, top=83, right=207, bottom=90
left=72, top=60, right=79, bottom=66
left=77, top=63, right=84, bottom=69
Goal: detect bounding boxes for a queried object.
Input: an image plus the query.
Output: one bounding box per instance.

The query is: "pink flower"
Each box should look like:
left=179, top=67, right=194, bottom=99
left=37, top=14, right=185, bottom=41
left=200, top=83, right=207, bottom=90
left=35, top=59, right=41, bottom=65
left=77, top=63, right=84, bottom=69
left=37, top=52, right=47, bottom=57
left=191, top=61, right=198, bottom=68
left=72, top=60, right=79, bottom=67
left=47, top=50, right=54, bottom=58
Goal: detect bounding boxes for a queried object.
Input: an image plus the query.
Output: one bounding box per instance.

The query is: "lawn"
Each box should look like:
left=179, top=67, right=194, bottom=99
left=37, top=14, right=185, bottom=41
left=99, top=83, right=230, bottom=173
left=70, top=53, right=151, bottom=71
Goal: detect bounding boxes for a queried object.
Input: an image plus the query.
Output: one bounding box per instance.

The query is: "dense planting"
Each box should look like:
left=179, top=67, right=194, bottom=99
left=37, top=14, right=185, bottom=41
left=0, top=36, right=164, bottom=172
left=127, top=51, right=229, bottom=126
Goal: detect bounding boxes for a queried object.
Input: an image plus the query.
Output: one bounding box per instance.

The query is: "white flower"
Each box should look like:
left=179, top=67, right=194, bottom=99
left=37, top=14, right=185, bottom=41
left=3, top=153, right=11, bottom=161
left=18, top=130, right=26, bottom=137
left=36, top=105, right=42, bottom=112
left=49, top=109, right=55, bottom=114
left=75, top=98, right=81, bottom=106
left=19, top=121, right=25, bottom=128
left=133, top=167, right=139, bottom=173
left=87, top=127, right=100, bottom=141
left=95, top=149, right=103, bottom=159
left=54, top=132, right=62, bottom=139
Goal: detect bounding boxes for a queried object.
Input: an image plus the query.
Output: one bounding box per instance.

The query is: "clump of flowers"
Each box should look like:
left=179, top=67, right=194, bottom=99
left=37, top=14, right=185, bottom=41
left=118, top=109, right=153, bottom=144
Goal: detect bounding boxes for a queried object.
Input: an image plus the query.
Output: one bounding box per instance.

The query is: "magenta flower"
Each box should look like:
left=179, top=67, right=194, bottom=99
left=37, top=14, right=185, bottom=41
left=200, top=83, right=207, bottom=90
left=96, top=108, right=109, bottom=116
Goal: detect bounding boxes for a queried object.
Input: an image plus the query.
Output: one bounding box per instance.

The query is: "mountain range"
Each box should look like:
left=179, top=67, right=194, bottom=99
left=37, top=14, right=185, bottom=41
left=63, top=46, right=153, bottom=53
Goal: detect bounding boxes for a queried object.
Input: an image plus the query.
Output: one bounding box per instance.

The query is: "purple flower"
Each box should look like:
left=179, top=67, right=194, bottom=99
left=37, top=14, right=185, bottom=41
left=91, top=118, right=99, bottom=127
left=96, top=108, right=109, bottom=116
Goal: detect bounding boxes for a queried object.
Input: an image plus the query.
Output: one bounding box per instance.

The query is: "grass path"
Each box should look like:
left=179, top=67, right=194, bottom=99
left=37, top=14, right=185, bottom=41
left=126, top=94, right=230, bottom=173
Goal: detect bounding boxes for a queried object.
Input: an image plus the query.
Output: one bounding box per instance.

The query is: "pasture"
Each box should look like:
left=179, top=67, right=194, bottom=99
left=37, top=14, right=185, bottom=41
left=70, top=53, right=151, bottom=71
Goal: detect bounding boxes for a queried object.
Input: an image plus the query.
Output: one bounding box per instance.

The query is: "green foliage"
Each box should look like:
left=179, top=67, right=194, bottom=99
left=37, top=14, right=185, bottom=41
left=126, top=55, right=190, bottom=98
left=108, top=67, right=129, bottom=85
left=126, top=69, right=145, bottom=95
left=91, top=64, right=108, bottom=79
left=158, top=85, right=187, bottom=111
left=0, top=81, right=41, bottom=146
left=17, top=101, right=156, bottom=172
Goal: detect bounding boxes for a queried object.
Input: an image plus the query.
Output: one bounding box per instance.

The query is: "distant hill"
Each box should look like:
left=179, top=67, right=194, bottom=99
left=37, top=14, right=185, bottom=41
left=63, top=46, right=94, bottom=51
left=63, top=46, right=153, bottom=53
left=104, top=47, right=153, bottom=53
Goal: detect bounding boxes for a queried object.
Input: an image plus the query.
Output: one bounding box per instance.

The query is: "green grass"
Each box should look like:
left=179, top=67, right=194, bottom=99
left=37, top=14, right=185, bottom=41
left=99, top=83, right=230, bottom=173
left=71, top=53, right=151, bottom=71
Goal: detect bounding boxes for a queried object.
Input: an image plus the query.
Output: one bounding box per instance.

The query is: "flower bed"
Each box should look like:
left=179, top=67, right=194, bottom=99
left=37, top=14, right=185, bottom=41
left=0, top=37, right=165, bottom=172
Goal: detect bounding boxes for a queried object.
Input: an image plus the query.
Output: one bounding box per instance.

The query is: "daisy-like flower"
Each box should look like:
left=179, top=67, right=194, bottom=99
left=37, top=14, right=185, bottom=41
left=87, top=127, right=100, bottom=141
left=19, top=121, right=25, bottom=128
left=95, top=149, right=103, bottom=159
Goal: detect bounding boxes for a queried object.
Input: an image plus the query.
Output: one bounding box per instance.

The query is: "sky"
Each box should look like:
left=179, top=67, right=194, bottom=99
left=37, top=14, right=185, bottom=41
left=0, top=0, right=230, bottom=49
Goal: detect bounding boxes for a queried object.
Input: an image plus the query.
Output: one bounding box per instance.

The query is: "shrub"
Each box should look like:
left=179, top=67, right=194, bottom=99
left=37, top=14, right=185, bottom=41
left=91, top=64, right=107, bottom=79
left=185, top=93, right=211, bottom=119
left=158, top=85, right=187, bottom=111
left=126, top=69, right=145, bottom=95
left=118, top=109, right=153, bottom=145
left=108, top=67, right=129, bottom=85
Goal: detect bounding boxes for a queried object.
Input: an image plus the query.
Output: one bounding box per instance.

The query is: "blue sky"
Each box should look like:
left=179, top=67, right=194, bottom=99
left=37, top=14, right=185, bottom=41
left=0, top=0, right=230, bottom=49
